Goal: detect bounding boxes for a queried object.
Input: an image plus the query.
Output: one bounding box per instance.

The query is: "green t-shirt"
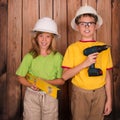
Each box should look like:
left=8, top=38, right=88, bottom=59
left=16, top=52, right=63, bottom=80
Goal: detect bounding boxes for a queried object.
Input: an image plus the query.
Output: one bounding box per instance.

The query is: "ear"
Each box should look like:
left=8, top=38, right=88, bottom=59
left=76, top=25, right=80, bottom=31
left=95, top=24, right=99, bottom=30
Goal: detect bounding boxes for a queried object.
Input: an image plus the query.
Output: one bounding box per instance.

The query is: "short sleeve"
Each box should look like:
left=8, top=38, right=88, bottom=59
left=106, top=48, right=113, bottom=69
left=55, top=52, right=63, bottom=78
left=16, top=53, right=33, bottom=77
left=62, top=46, right=74, bottom=68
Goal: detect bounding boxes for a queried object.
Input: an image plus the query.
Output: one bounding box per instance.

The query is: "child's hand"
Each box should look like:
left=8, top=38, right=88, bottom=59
left=83, top=52, right=99, bottom=68
left=30, top=84, right=39, bottom=91
left=103, top=100, right=112, bottom=115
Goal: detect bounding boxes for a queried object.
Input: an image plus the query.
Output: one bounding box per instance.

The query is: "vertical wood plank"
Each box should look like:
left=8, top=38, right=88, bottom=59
left=82, top=0, right=96, bottom=6
left=0, top=1, right=8, bottom=119
left=112, top=0, right=120, bottom=120
left=23, top=0, right=39, bottom=55
left=97, top=0, right=111, bottom=44
left=68, top=0, right=81, bottom=45
left=40, top=0, right=52, bottom=18
left=7, top=0, right=22, bottom=119
left=54, top=0, right=67, bottom=54
left=0, top=0, right=7, bottom=4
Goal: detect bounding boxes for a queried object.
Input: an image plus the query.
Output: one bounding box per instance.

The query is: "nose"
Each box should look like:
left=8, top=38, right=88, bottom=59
left=85, top=23, right=90, bottom=27
left=41, top=36, right=46, bottom=41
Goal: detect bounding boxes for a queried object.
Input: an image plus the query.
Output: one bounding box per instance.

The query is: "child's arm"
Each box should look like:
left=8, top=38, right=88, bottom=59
left=62, top=52, right=98, bottom=80
left=104, top=70, right=112, bottom=115
left=46, top=78, right=65, bottom=85
left=16, top=76, right=39, bottom=91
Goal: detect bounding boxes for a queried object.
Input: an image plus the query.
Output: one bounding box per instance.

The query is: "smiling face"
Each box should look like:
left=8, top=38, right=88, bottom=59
left=37, top=32, right=54, bottom=55
left=76, top=15, right=98, bottom=41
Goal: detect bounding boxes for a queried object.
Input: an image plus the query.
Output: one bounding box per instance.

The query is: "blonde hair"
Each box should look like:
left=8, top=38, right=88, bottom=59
left=29, top=32, right=57, bottom=58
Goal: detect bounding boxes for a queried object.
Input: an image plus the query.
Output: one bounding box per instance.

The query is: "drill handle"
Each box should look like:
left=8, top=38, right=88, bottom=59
left=89, top=64, right=95, bottom=69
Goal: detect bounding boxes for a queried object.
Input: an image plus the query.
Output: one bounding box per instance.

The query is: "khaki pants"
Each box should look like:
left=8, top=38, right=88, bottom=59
left=71, top=85, right=106, bottom=120
left=23, top=88, right=58, bottom=120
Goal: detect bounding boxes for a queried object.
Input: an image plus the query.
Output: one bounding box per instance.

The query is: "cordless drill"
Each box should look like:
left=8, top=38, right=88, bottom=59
left=83, top=45, right=110, bottom=76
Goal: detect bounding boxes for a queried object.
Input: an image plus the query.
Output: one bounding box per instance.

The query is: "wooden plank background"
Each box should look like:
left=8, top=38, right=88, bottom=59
left=0, top=0, right=7, bottom=119
left=0, top=0, right=120, bottom=120
left=7, top=0, right=22, bottom=119
left=112, top=0, right=120, bottom=120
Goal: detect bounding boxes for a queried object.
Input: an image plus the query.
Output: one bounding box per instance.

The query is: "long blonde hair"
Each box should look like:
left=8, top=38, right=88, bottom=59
left=29, top=32, right=57, bottom=58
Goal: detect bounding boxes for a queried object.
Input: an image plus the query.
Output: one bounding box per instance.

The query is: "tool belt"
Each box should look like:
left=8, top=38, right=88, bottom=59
left=26, top=73, right=60, bottom=99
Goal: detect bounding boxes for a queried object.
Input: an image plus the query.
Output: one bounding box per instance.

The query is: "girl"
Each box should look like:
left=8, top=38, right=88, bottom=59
left=16, top=17, right=64, bottom=120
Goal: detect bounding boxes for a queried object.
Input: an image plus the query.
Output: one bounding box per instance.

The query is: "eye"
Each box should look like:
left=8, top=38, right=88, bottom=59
left=46, top=35, right=51, bottom=38
left=38, top=34, right=43, bottom=37
left=89, top=22, right=95, bottom=25
left=88, top=22, right=92, bottom=26
left=78, top=22, right=85, bottom=26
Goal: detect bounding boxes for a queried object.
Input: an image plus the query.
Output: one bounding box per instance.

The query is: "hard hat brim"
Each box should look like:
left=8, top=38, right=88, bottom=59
left=31, top=29, right=61, bottom=39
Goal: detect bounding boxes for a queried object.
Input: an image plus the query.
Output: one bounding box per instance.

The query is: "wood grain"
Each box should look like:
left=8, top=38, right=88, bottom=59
left=7, top=0, right=22, bottom=119
left=0, top=0, right=120, bottom=120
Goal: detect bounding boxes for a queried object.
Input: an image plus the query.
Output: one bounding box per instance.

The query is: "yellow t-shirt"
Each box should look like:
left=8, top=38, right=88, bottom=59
left=62, top=41, right=113, bottom=90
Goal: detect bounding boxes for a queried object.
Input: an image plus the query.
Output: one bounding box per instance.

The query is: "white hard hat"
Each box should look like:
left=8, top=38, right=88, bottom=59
left=71, top=5, right=103, bottom=31
left=32, top=17, right=60, bottom=38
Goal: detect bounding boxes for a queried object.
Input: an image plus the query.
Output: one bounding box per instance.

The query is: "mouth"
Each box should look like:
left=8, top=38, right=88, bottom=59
left=41, top=42, right=48, bottom=46
left=84, top=30, right=90, bottom=33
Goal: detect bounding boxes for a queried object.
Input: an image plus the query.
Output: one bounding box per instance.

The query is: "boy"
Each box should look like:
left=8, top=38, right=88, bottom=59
left=62, top=5, right=113, bottom=120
